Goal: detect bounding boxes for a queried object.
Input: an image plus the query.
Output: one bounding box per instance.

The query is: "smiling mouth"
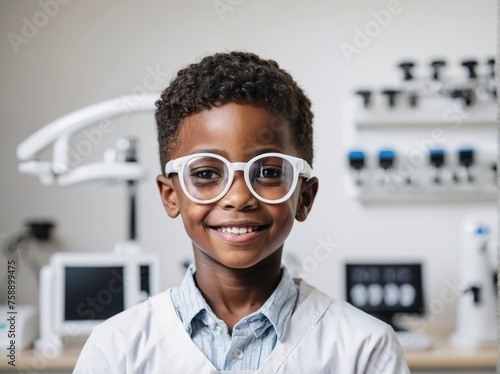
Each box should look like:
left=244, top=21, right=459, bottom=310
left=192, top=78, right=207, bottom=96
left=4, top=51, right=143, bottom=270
left=210, top=225, right=267, bottom=235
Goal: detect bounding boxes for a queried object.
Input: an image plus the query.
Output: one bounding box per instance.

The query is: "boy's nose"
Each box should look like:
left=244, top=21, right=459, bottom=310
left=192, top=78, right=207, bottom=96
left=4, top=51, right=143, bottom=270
left=219, top=172, right=258, bottom=210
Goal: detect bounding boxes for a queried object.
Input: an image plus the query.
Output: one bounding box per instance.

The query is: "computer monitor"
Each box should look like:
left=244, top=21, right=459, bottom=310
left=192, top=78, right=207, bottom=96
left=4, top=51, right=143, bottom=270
left=36, top=252, right=160, bottom=356
left=345, top=262, right=424, bottom=331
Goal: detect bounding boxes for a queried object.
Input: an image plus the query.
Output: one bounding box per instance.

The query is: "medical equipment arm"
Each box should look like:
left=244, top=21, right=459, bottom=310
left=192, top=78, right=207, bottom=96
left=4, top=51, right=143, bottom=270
left=16, top=93, right=158, bottom=185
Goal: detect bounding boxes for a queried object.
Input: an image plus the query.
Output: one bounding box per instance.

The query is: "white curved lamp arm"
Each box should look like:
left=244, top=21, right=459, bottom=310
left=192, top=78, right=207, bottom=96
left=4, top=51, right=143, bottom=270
left=16, top=93, right=159, bottom=185
left=17, top=93, right=159, bottom=161
left=57, top=162, right=147, bottom=186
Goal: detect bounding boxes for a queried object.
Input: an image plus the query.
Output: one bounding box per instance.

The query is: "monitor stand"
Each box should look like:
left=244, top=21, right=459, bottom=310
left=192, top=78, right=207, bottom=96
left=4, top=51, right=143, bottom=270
left=372, top=312, right=432, bottom=351
left=34, top=266, right=63, bottom=357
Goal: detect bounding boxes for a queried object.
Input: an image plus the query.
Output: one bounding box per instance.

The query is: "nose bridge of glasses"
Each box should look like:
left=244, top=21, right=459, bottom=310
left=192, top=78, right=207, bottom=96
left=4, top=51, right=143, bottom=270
left=227, top=161, right=251, bottom=191
left=217, top=161, right=258, bottom=207
left=230, top=161, right=247, bottom=172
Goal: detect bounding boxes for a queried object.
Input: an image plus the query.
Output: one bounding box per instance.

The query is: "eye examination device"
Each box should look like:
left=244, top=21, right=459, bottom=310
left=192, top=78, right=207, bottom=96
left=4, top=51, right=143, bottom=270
left=15, top=93, right=162, bottom=357
left=16, top=93, right=159, bottom=186
left=36, top=252, right=160, bottom=357
left=450, top=213, right=497, bottom=348
left=345, top=262, right=432, bottom=351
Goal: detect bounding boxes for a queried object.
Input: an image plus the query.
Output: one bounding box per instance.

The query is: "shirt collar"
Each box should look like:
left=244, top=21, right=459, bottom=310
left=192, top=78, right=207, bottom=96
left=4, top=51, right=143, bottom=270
left=173, top=264, right=207, bottom=332
left=174, top=264, right=298, bottom=341
left=253, top=267, right=298, bottom=341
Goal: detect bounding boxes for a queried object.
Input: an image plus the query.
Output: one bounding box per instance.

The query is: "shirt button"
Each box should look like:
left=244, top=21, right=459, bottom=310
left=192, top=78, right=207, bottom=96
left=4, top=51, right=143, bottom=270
left=232, top=348, right=244, bottom=360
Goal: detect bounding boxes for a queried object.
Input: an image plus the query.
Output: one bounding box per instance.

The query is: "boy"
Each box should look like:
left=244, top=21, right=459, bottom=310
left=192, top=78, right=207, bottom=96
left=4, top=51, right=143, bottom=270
left=74, top=51, right=410, bottom=373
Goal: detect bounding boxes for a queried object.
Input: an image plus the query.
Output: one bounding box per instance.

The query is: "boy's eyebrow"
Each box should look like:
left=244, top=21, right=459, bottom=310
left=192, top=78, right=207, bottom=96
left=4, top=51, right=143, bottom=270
left=191, top=148, right=229, bottom=157
left=191, top=148, right=286, bottom=158
left=253, top=148, right=286, bottom=156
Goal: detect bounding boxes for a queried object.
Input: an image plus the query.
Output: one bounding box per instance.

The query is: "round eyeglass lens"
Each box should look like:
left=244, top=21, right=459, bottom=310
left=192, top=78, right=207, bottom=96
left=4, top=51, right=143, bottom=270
left=248, top=156, right=295, bottom=201
left=183, top=156, right=229, bottom=201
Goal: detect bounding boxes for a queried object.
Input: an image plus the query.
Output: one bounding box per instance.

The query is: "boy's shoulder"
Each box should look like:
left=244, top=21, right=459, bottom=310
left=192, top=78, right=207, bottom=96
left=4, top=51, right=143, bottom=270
left=74, top=290, right=175, bottom=373
left=294, top=279, right=401, bottom=359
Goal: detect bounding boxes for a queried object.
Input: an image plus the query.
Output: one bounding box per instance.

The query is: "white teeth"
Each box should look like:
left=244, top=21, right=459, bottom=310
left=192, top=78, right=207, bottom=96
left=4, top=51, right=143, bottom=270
left=217, top=226, right=259, bottom=235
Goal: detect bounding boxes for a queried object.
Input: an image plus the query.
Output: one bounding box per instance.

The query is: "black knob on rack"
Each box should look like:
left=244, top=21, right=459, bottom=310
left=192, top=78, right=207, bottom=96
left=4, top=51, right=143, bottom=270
left=355, top=90, right=372, bottom=108
left=450, top=88, right=474, bottom=107
left=398, top=61, right=415, bottom=81
left=487, top=58, right=495, bottom=79
left=378, top=149, right=396, bottom=170
left=381, top=89, right=400, bottom=108
left=429, top=149, right=445, bottom=168
left=461, top=60, right=478, bottom=80
left=490, top=163, right=497, bottom=176
left=430, top=60, right=446, bottom=81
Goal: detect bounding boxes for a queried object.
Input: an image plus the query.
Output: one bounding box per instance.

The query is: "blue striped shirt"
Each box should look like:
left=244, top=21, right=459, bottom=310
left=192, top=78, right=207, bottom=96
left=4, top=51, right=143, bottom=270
left=170, top=265, right=299, bottom=371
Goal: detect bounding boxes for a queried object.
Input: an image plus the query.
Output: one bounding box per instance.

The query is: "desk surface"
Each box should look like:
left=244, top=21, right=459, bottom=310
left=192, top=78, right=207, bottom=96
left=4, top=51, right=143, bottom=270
left=0, top=338, right=497, bottom=372
left=405, top=346, right=497, bottom=370
left=404, top=330, right=498, bottom=370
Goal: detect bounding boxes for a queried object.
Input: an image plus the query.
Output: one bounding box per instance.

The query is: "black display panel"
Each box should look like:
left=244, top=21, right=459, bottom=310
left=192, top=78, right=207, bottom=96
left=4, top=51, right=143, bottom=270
left=140, top=265, right=150, bottom=294
left=345, top=263, right=424, bottom=329
left=64, top=266, right=125, bottom=321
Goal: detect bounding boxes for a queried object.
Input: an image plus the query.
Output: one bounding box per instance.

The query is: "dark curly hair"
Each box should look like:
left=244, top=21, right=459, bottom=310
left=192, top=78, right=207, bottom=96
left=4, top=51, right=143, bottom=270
left=155, top=51, right=314, bottom=173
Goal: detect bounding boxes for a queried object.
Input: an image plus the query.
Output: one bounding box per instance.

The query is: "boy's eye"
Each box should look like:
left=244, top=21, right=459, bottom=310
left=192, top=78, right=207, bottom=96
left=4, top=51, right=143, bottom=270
left=191, top=169, right=221, bottom=180
left=259, top=167, right=282, bottom=179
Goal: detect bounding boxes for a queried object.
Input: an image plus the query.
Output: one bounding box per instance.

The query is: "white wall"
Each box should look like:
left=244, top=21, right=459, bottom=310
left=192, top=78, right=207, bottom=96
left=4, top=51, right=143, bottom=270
left=0, top=0, right=496, bottom=334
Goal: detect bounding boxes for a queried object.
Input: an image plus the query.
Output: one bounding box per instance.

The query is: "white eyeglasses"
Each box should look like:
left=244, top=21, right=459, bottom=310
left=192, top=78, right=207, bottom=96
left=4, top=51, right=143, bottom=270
left=165, top=152, right=312, bottom=204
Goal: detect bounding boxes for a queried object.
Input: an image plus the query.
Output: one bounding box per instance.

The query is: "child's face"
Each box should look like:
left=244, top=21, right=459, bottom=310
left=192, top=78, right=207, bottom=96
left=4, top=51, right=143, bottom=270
left=157, top=102, right=318, bottom=270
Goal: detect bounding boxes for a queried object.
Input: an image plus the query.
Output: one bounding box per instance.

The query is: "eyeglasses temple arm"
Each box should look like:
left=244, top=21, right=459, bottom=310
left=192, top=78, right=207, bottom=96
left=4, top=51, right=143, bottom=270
left=299, top=161, right=313, bottom=181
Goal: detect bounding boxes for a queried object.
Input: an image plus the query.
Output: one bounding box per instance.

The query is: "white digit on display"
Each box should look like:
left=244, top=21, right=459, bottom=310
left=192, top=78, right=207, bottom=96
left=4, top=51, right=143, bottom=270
left=350, top=283, right=368, bottom=307
left=384, top=283, right=399, bottom=306
left=400, top=283, right=416, bottom=307
left=368, top=284, right=384, bottom=306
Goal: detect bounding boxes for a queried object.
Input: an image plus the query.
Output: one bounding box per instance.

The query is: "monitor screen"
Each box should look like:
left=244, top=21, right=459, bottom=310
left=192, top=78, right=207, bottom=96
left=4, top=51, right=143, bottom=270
left=345, top=263, right=424, bottom=326
left=44, top=252, right=160, bottom=338
left=140, top=265, right=150, bottom=295
left=64, top=266, right=125, bottom=321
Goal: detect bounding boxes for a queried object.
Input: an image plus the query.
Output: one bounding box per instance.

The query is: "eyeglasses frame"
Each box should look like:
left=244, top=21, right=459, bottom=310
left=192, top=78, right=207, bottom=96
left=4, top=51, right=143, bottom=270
left=164, top=152, right=312, bottom=204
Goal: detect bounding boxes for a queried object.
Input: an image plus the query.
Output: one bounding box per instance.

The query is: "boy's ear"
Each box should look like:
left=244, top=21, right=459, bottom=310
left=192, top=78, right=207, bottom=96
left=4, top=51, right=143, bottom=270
left=295, top=177, right=319, bottom=222
left=156, top=175, right=180, bottom=218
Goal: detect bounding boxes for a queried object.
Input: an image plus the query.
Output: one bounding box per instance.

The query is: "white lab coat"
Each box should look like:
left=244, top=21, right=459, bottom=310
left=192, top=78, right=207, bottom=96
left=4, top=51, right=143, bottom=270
left=73, top=280, right=410, bottom=373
